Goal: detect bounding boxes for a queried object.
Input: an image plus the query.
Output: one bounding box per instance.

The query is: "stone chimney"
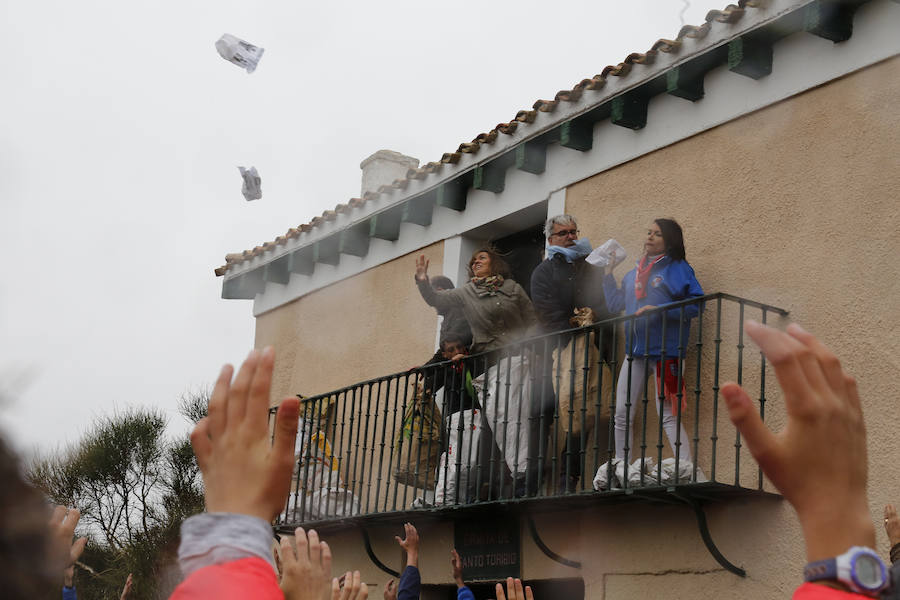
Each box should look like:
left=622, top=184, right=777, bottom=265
left=359, top=150, right=419, bottom=197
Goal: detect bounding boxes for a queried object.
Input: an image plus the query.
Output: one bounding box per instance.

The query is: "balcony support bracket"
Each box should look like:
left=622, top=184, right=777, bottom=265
left=526, top=515, right=582, bottom=569
left=361, top=527, right=400, bottom=577
left=674, top=493, right=746, bottom=577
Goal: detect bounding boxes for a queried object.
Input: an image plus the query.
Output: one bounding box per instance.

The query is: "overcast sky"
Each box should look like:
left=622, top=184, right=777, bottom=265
left=0, top=0, right=728, bottom=457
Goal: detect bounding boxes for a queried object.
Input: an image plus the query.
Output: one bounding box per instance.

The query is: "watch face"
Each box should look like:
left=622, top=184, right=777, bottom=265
left=853, top=554, right=884, bottom=589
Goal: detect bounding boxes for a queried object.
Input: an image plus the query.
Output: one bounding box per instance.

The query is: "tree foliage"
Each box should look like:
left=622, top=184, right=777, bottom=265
left=29, top=390, right=209, bottom=600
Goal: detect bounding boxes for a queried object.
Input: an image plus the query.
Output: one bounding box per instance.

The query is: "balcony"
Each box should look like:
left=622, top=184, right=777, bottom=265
left=271, top=293, right=787, bottom=576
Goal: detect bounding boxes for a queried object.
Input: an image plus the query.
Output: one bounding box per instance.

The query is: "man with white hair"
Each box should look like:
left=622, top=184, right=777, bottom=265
left=528, top=214, right=614, bottom=493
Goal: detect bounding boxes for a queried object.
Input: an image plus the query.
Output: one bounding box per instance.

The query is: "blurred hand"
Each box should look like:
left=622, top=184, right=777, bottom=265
left=634, top=305, right=657, bottom=317
left=50, top=506, right=87, bottom=587
left=884, top=505, right=900, bottom=547
left=450, top=549, right=464, bottom=588
left=495, top=577, right=533, bottom=600
left=722, top=321, right=872, bottom=561
left=281, top=528, right=332, bottom=600
left=394, top=523, right=419, bottom=567
left=190, top=346, right=300, bottom=521
left=332, top=571, right=368, bottom=600
left=415, top=255, right=430, bottom=282
left=119, top=573, right=133, bottom=600
left=382, top=579, right=396, bottom=600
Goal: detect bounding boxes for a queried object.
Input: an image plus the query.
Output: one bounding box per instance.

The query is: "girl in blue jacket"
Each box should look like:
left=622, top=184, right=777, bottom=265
left=602, top=218, right=704, bottom=468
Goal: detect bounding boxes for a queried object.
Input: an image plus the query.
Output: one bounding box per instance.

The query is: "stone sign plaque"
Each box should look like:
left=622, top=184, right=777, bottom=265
left=454, top=517, right=520, bottom=581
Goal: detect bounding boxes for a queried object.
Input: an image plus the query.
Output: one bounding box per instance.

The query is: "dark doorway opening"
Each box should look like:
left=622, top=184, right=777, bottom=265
left=492, top=224, right=545, bottom=298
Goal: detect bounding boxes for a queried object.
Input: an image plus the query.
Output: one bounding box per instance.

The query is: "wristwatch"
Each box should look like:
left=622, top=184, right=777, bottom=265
left=804, top=546, right=890, bottom=596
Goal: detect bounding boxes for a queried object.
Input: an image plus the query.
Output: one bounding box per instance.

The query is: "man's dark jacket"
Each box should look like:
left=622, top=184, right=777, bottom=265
left=530, top=253, right=615, bottom=360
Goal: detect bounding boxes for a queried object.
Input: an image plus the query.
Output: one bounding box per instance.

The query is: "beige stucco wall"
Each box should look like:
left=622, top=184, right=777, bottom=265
left=255, top=242, right=445, bottom=404
left=561, top=54, right=900, bottom=598
left=266, top=56, right=900, bottom=599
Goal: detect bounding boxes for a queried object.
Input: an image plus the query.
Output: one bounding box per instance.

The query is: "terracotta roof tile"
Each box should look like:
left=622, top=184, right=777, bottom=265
left=474, top=130, right=499, bottom=144
left=678, top=23, right=711, bottom=39
left=650, top=38, right=682, bottom=53
left=710, top=5, right=746, bottom=22
left=514, top=109, right=537, bottom=123
left=624, top=51, right=656, bottom=65
left=457, top=141, right=480, bottom=153
left=496, top=122, right=518, bottom=135
left=216, top=0, right=769, bottom=276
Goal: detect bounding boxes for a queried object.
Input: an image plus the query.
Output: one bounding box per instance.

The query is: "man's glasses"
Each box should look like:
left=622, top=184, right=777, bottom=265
left=551, top=229, right=579, bottom=238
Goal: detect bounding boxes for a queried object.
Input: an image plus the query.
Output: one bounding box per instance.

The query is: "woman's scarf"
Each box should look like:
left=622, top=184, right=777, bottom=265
left=634, top=254, right=665, bottom=300
left=546, top=238, right=592, bottom=263
left=470, top=274, right=504, bottom=295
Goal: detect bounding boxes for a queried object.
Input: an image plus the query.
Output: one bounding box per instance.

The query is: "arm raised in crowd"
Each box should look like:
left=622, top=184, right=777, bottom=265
left=394, top=523, right=421, bottom=600
left=722, top=321, right=875, bottom=595
left=280, top=527, right=332, bottom=600
left=414, top=255, right=463, bottom=312
left=494, top=577, right=534, bottom=600
left=171, top=346, right=301, bottom=600
left=450, top=550, right=475, bottom=600
left=50, top=505, right=87, bottom=600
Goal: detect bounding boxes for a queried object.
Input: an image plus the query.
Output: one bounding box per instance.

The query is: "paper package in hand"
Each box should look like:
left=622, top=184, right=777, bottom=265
left=238, top=166, right=262, bottom=201
left=215, top=34, right=265, bottom=73
left=586, top=239, right=627, bottom=268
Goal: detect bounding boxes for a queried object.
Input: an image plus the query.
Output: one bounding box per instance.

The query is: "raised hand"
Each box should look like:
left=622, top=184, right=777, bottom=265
left=382, top=579, right=396, bottom=600
left=332, top=571, right=368, bottom=600
left=494, top=577, right=534, bottom=600
left=885, top=505, right=900, bottom=547
left=190, top=346, right=300, bottom=521
left=450, top=549, right=464, bottom=588
left=722, top=321, right=873, bottom=561
left=281, top=527, right=333, bottom=600
left=50, top=505, right=87, bottom=585
left=394, top=523, right=419, bottom=567
left=414, top=255, right=430, bottom=282
left=119, top=573, right=133, bottom=600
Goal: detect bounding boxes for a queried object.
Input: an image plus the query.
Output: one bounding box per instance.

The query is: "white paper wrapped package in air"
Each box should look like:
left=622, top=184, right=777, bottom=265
left=238, top=166, right=262, bottom=201
left=586, top=238, right=627, bottom=268
left=215, top=33, right=265, bottom=73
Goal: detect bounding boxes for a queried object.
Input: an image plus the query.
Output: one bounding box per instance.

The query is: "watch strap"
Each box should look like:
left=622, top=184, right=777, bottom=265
left=804, top=558, right=839, bottom=583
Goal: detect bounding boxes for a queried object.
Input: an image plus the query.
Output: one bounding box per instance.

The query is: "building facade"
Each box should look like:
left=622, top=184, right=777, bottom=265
left=215, top=0, right=900, bottom=597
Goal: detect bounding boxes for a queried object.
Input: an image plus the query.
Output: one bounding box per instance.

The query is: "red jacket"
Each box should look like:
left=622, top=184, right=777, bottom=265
left=170, top=557, right=282, bottom=600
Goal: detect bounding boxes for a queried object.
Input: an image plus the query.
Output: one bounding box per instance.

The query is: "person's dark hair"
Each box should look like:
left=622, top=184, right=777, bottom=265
left=440, top=333, right=467, bottom=353
left=0, top=436, right=57, bottom=597
left=654, top=218, right=686, bottom=261
left=467, top=244, right=512, bottom=279
left=430, top=275, right=454, bottom=291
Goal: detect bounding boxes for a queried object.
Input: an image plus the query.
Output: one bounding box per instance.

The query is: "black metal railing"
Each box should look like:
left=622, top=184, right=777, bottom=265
left=273, top=293, right=788, bottom=527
